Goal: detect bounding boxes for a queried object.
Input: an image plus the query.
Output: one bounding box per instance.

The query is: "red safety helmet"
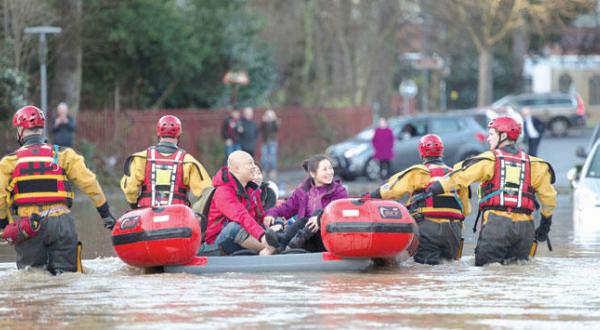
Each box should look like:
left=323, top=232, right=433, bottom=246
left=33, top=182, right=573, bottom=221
left=156, top=115, right=182, bottom=138
left=488, top=116, right=521, bottom=141
left=419, top=134, right=444, bottom=157
left=12, top=105, right=45, bottom=129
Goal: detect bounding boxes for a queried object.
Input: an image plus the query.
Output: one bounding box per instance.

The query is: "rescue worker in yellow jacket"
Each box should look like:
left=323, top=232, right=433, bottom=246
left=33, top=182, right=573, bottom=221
left=425, top=116, right=557, bottom=266
left=366, top=134, right=471, bottom=265
left=0, top=106, right=115, bottom=274
left=121, top=115, right=211, bottom=209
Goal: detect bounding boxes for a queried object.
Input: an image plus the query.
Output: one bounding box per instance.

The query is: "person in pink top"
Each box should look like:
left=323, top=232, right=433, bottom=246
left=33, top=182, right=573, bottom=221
left=372, top=117, right=395, bottom=179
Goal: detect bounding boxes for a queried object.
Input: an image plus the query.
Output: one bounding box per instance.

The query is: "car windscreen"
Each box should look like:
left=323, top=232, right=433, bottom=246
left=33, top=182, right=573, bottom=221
left=429, top=118, right=463, bottom=134
left=587, top=146, right=600, bottom=178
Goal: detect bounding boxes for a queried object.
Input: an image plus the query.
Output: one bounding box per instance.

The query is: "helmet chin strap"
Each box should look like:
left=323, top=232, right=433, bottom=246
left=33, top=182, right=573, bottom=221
left=17, top=128, right=24, bottom=146
left=491, top=132, right=508, bottom=150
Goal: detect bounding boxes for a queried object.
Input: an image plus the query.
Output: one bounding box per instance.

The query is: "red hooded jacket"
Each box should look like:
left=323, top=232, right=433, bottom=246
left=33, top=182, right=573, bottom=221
left=204, top=166, right=265, bottom=244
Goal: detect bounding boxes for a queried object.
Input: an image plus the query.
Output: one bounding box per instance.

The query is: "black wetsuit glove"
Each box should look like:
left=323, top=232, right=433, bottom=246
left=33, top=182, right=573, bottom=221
left=312, top=209, right=324, bottom=227
left=0, top=218, right=7, bottom=230
left=535, top=215, right=552, bottom=242
left=97, top=203, right=116, bottom=230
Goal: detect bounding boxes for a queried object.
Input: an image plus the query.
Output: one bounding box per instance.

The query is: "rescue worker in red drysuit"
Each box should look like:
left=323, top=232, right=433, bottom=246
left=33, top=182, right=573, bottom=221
left=425, top=117, right=557, bottom=266
left=0, top=106, right=115, bottom=274
left=121, top=115, right=211, bottom=209
left=365, top=134, right=471, bottom=264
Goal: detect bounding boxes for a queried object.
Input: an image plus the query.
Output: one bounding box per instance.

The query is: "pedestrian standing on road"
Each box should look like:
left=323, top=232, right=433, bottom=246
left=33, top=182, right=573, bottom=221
left=0, top=106, right=116, bottom=274
left=240, top=107, right=258, bottom=157
left=221, top=109, right=243, bottom=163
left=372, top=117, right=395, bottom=180
left=522, top=107, right=545, bottom=157
left=424, top=116, right=557, bottom=266
left=52, top=102, right=76, bottom=147
left=260, top=109, right=280, bottom=181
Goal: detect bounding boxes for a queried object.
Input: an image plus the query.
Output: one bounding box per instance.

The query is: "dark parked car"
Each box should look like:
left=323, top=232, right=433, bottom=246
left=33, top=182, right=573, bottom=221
left=326, top=113, right=488, bottom=181
left=490, top=92, right=586, bottom=137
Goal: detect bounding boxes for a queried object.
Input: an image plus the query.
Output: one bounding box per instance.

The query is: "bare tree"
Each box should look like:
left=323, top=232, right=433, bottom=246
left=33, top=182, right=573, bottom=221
left=254, top=0, right=415, bottom=108
left=0, top=0, right=55, bottom=72
left=50, top=0, right=81, bottom=115
left=433, top=0, right=593, bottom=106
left=310, top=0, right=412, bottom=106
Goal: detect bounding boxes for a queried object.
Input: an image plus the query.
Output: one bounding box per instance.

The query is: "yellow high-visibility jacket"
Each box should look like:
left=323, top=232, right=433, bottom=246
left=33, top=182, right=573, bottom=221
left=378, top=162, right=471, bottom=221
left=438, top=149, right=557, bottom=223
left=121, top=146, right=211, bottom=205
left=0, top=142, right=107, bottom=218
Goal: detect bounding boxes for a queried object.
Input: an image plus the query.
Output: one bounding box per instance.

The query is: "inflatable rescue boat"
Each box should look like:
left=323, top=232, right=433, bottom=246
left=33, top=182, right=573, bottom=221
left=112, top=199, right=418, bottom=273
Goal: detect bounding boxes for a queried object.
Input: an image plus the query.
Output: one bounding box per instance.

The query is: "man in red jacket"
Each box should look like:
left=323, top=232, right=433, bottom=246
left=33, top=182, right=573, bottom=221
left=201, top=151, right=276, bottom=256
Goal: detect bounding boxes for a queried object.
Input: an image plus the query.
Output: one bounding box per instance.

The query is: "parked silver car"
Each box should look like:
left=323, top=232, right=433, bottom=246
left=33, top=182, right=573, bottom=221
left=326, top=113, right=488, bottom=181
left=490, top=92, right=586, bottom=137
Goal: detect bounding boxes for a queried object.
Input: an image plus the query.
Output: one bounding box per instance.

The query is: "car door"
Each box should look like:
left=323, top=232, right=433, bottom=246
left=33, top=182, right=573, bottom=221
left=390, top=119, right=427, bottom=172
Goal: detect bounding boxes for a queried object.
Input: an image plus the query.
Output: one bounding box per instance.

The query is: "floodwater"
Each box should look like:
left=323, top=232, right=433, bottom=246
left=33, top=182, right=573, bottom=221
left=2, top=192, right=600, bottom=329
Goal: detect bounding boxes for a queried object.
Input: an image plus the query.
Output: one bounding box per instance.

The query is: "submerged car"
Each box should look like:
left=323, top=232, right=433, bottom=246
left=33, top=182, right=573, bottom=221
left=326, top=113, right=488, bottom=181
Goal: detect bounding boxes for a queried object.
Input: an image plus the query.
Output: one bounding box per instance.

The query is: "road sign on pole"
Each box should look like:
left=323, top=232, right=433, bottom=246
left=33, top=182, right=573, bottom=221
left=399, top=80, right=418, bottom=116
left=25, top=26, right=62, bottom=137
left=399, top=79, right=418, bottom=98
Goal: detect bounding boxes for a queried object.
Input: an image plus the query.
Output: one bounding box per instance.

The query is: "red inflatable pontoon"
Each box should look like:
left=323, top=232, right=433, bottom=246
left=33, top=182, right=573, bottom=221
left=321, top=198, right=419, bottom=258
left=112, top=205, right=201, bottom=267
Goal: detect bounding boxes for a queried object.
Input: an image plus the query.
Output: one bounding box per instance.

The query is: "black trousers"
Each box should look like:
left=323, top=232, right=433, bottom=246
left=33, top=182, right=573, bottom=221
left=15, top=213, right=78, bottom=274
left=379, top=160, right=391, bottom=180
left=474, top=213, right=535, bottom=266
left=413, top=219, right=462, bottom=265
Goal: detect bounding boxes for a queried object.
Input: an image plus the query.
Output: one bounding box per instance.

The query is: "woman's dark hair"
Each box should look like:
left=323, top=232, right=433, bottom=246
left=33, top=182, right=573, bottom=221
left=254, top=161, right=263, bottom=172
left=302, top=154, right=332, bottom=173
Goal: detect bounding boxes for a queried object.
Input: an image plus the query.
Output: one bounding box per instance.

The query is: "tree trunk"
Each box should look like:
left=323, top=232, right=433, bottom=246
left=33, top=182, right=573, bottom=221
left=50, top=0, right=81, bottom=115
left=511, top=25, right=528, bottom=93
left=477, top=47, right=493, bottom=107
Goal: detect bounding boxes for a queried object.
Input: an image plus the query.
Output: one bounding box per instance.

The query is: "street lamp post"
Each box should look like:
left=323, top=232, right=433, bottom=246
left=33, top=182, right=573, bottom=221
left=24, top=26, right=61, bottom=136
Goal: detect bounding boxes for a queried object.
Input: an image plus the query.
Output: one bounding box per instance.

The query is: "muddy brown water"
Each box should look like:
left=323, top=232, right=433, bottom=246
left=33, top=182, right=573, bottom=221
left=1, top=193, right=600, bottom=329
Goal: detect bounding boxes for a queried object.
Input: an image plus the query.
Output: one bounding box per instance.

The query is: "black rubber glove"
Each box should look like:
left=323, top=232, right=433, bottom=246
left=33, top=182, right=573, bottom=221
left=535, top=215, right=552, bottom=242
left=0, top=218, right=7, bottom=230
left=97, top=203, right=116, bottom=230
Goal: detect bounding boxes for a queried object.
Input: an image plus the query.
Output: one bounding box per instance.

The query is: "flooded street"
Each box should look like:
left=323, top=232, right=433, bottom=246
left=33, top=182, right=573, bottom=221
left=1, top=132, right=599, bottom=329
left=4, top=194, right=597, bottom=329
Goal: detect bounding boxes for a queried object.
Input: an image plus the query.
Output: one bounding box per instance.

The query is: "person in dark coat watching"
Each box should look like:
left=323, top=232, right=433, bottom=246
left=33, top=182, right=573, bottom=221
left=522, top=107, right=545, bottom=157
left=240, top=107, right=258, bottom=157
left=260, top=109, right=280, bottom=180
left=372, top=117, right=395, bottom=179
left=52, top=102, right=76, bottom=147
left=221, top=109, right=243, bottom=162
